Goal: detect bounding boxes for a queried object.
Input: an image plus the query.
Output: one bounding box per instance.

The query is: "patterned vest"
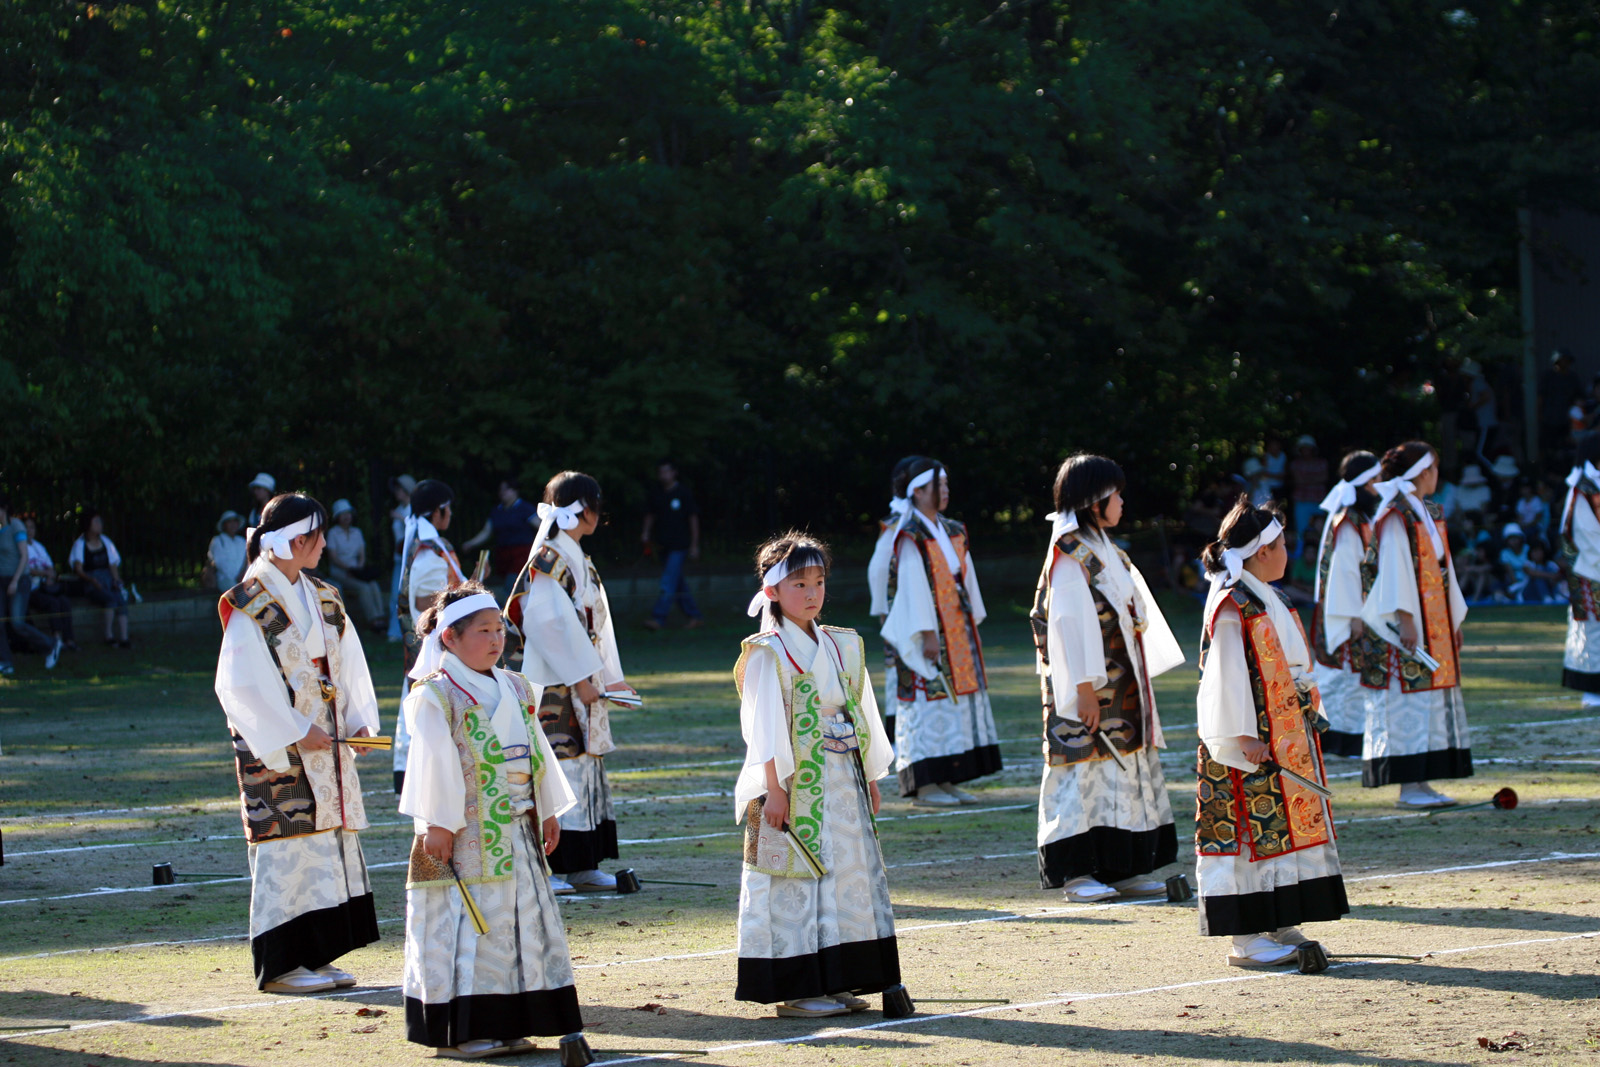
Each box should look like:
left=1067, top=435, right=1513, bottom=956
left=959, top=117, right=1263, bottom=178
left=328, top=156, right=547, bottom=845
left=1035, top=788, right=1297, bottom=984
left=405, top=669, right=546, bottom=888
left=219, top=574, right=369, bottom=843
left=887, top=515, right=985, bottom=701
left=1309, top=509, right=1381, bottom=672
left=1358, top=500, right=1460, bottom=692
left=733, top=625, right=870, bottom=879
left=1561, top=479, right=1600, bottom=620
left=1029, top=534, right=1148, bottom=767
left=1194, top=584, right=1333, bottom=861
left=528, top=543, right=616, bottom=758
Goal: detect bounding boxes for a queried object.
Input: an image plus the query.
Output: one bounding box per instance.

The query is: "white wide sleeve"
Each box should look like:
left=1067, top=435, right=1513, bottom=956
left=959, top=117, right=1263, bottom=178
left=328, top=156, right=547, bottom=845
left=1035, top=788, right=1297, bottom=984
left=1320, top=523, right=1366, bottom=654
left=518, top=575, right=606, bottom=687
left=857, top=666, right=894, bottom=782
left=732, top=646, right=794, bottom=819
left=408, top=552, right=448, bottom=617
left=214, top=611, right=308, bottom=773
left=1197, top=605, right=1262, bottom=773
left=68, top=538, right=85, bottom=568
left=1575, top=497, right=1600, bottom=583
left=1361, top=513, right=1423, bottom=648
left=866, top=527, right=895, bottom=617
left=533, top=714, right=579, bottom=821
left=1046, top=557, right=1106, bottom=723
left=398, top=686, right=467, bottom=834
left=1130, top=563, right=1185, bottom=679
left=962, top=551, right=987, bottom=627
left=594, top=585, right=626, bottom=686
left=336, top=623, right=382, bottom=737
left=1445, top=552, right=1469, bottom=630
left=880, top=543, right=940, bottom=680
left=103, top=537, right=122, bottom=567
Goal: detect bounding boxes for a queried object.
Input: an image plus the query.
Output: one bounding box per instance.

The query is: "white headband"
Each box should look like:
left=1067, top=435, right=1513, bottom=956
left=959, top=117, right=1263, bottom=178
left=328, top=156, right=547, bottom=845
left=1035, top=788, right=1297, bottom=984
left=249, top=514, right=320, bottom=561
left=1046, top=486, right=1119, bottom=540
left=1562, top=461, right=1600, bottom=531
left=746, top=559, right=793, bottom=618
left=1211, top=517, right=1283, bottom=589
left=906, top=468, right=938, bottom=494
left=407, top=592, right=502, bottom=680
left=1318, top=462, right=1382, bottom=514
left=1373, top=452, right=1442, bottom=557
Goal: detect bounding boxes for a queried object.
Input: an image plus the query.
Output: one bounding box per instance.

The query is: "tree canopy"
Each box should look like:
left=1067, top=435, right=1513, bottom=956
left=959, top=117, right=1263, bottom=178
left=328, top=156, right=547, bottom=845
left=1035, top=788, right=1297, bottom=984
left=4, top=0, right=1597, bottom=568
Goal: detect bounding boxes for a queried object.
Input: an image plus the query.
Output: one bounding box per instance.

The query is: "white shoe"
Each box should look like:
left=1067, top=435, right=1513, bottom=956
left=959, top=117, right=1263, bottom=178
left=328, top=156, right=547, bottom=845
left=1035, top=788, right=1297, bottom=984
left=832, top=992, right=870, bottom=1012
left=1228, top=935, right=1299, bottom=967
left=912, top=786, right=960, bottom=807
left=1397, top=783, right=1455, bottom=809
left=1062, top=876, right=1120, bottom=903
left=1109, top=876, right=1166, bottom=897
left=776, top=997, right=849, bottom=1018
left=263, top=966, right=337, bottom=993
left=315, top=965, right=357, bottom=988
left=44, top=636, right=62, bottom=670
left=549, top=875, right=576, bottom=895
left=939, top=783, right=980, bottom=805
left=565, top=868, right=617, bottom=890
left=1272, top=926, right=1309, bottom=946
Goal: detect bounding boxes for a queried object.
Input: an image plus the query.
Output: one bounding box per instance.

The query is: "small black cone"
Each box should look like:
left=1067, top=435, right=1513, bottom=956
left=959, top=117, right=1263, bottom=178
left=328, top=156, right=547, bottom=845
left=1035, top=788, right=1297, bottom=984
left=614, top=868, right=642, bottom=894
left=152, top=862, right=175, bottom=886
left=1165, top=874, right=1193, bottom=902
left=559, top=1033, right=595, bottom=1067
left=881, top=984, right=915, bottom=1019
left=1297, top=941, right=1330, bottom=974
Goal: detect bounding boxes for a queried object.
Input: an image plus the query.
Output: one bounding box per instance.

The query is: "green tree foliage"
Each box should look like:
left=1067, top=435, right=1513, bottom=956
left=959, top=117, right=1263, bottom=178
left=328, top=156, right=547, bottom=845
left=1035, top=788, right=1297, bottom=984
left=3, top=0, right=1597, bottom=561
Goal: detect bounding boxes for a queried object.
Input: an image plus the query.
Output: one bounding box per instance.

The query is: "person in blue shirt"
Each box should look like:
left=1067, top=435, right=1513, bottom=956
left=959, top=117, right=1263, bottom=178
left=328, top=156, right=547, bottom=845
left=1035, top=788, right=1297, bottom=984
left=463, top=479, right=539, bottom=599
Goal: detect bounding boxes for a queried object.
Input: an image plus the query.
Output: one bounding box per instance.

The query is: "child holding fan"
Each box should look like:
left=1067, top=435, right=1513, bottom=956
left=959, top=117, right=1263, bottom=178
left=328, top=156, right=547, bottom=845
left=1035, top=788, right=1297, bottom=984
left=400, top=582, right=587, bottom=1060
left=733, top=532, right=902, bottom=1018
left=1195, top=498, right=1347, bottom=967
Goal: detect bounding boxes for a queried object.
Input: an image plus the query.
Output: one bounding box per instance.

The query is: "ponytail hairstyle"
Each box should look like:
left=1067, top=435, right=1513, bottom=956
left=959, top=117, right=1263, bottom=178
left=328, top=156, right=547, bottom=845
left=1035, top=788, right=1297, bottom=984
left=889, top=455, right=926, bottom=500
left=1052, top=453, right=1126, bottom=536
left=545, top=470, right=602, bottom=514
left=247, top=493, right=329, bottom=563
left=414, top=580, right=499, bottom=639
left=409, top=479, right=454, bottom=520
left=1200, top=495, right=1285, bottom=578
left=1338, top=450, right=1381, bottom=517
left=1379, top=440, right=1436, bottom=480
left=753, top=530, right=832, bottom=628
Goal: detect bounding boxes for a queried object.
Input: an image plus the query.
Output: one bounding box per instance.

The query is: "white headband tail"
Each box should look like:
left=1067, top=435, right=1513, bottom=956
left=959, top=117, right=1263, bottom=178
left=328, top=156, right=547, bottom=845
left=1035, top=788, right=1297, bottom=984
left=249, top=514, right=320, bottom=561
left=746, top=559, right=793, bottom=618
left=408, top=592, right=502, bottom=680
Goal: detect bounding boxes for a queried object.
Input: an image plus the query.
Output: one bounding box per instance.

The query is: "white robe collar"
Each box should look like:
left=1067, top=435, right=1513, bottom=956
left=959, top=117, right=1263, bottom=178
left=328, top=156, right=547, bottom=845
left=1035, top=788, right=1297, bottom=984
left=250, top=557, right=320, bottom=643
left=1206, top=569, right=1312, bottom=684
left=441, top=651, right=530, bottom=751
left=777, top=616, right=847, bottom=706
left=551, top=530, right=592, bottom=600
left=912, top=508, right=962, bottom=572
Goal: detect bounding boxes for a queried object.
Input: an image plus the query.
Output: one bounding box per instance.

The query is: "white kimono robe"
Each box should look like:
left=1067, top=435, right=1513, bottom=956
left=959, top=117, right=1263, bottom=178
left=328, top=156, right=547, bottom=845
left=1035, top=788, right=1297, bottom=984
left=214, top=557, right=382, bottom=987
left=518, top=531, right=625, bottom=873
left=1358, top=505, right=1472, bottom=786
left=1563, top=488, right=1600, bottom=693
left=734, top=618, right=899, bottom=1004
left=1311, top=517, right=1369, bottom=753
left=879, top=513, right=1000, bottom=793
left=1036, top=532, right=1182, bottom=886
left=400, top=654, right=583, bottom=1045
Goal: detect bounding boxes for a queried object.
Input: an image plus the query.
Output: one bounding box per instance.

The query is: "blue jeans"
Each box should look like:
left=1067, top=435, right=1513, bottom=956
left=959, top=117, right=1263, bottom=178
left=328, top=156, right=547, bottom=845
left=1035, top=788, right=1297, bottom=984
left=651, top=550, right=702, bottom=622
left=5, top=576, right=54, bottom=659
left=84, top=569, right=129, bottom=615
left=387, top=554, right=403, bottom=640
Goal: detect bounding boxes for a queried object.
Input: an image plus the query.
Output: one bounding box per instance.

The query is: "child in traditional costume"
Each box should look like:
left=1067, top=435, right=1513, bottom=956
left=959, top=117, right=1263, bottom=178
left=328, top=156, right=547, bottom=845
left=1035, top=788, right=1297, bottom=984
left=399, top=582, right=588, bottom=1060
left=214, top=493, right=382, bottom=993
left=515, top=471, right=637, bottom=894
left=734, top=532, right=901, bottom=1017
left=394, top=479, right=465, bottom=793
left=866, top=455, right=924, bottom=739
left=880, top=458, right=1001, bottom=805
left=1032, top=455, right=1185, bottom=902
left=1560, top=434, right=1600, bottom=705
left=1309, top=451, right=1382, bottom=757
left=1359, top=442, right=1472, bottom=807
left=1196, top=498, right=1348, bottom=967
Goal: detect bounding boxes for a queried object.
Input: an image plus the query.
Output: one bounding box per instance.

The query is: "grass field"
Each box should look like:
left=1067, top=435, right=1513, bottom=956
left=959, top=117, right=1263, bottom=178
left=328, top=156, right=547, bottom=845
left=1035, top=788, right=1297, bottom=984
left=2, top=595, right=1599, bottom=1066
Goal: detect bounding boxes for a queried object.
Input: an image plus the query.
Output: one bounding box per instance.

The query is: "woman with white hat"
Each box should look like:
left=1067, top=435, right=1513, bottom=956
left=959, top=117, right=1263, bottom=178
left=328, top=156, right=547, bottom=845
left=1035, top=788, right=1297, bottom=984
left=247, top=472, right=277, bottom=528
left=325, top=499, right=388, bottom=631
left=207, top=510, right=248, bottom=591
left=514, top=471, right=638, bottom=893
left=214, top=492, right=382, bottom=993
left=1358, top=441, right=1473, bottom=808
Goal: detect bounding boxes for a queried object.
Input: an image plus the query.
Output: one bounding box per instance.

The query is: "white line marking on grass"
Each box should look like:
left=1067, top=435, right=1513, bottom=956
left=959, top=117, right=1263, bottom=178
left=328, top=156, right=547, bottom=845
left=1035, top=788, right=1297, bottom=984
left=592, top=929, right=1600, bottom=1066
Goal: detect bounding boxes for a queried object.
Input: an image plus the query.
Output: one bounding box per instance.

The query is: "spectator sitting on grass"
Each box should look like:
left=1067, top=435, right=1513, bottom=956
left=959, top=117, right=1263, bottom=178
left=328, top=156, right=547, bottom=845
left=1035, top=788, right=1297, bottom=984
left=206, top=510, right=248, bottom=591
left=23, top=516, right=74, bottom=660
left=1514, top=479, right=1551, bottom=550
left=1526, top=544, right=1564, bottom=605
left=1458, top=541, right=1499, bottom=603
left=1499, top=523, right=1534, bottom=602
left=325, top=499, right=389, bottom=630
left=69, top=510, right=130, bottom=648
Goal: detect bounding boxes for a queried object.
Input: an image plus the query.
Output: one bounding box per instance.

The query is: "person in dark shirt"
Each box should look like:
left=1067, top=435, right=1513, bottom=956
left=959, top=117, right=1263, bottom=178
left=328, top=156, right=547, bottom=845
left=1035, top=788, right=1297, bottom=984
left=640, top=461, right=703, bottom=630
left=462, top=479, right=539, bottom=597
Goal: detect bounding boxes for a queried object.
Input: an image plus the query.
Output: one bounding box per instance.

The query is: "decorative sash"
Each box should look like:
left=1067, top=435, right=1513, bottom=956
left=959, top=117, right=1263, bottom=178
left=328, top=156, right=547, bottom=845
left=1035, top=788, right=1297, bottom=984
left=733, top=626, right=869, bottom=879
left=1196, top=586, right=1332, bottom=861
left=888, top=517, right=984, bottom=700
left=1359, top=500, right=1459, bottom=692
left=406, top=669, right=544, bottom=887
left=529, top=543, right=615, bottom=756
left=219, top=575, right=367, bottom=842
left=1309, top=510, right=1382, bottom=674
left=1030, top=535, right=1147, bottom=767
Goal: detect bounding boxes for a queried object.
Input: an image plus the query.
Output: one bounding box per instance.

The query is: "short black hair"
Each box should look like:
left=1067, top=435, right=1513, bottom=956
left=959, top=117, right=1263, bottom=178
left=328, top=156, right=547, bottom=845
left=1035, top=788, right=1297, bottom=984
left=546, top=470, right=602, bottom=512
left=410, top=479, right=454, bottom=518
